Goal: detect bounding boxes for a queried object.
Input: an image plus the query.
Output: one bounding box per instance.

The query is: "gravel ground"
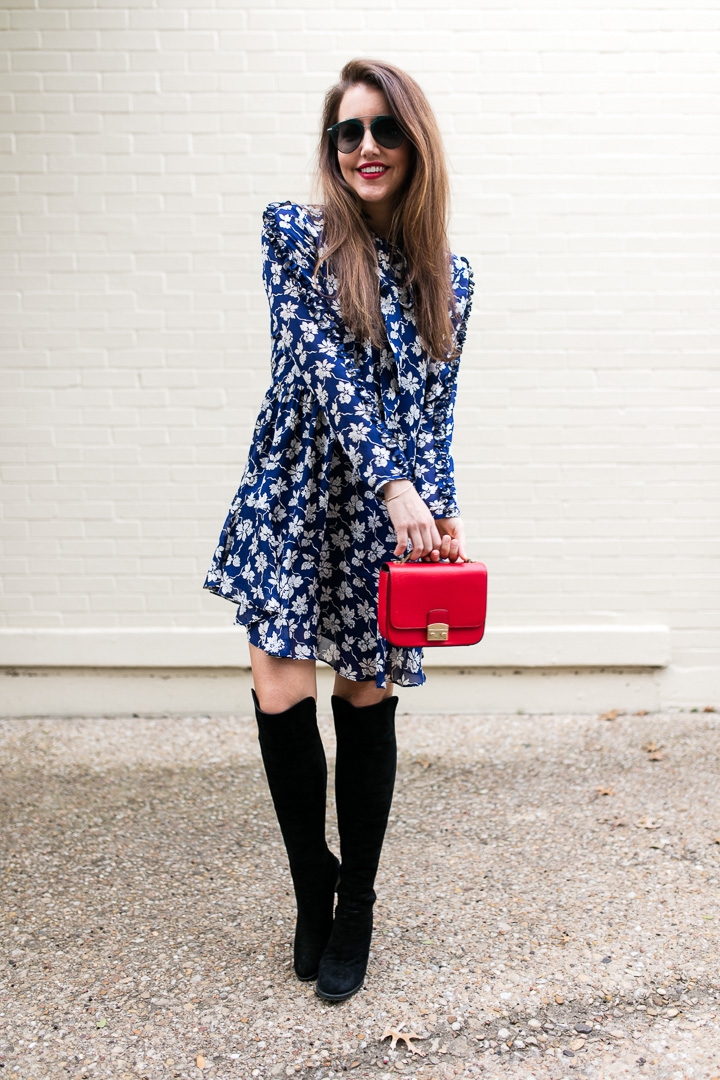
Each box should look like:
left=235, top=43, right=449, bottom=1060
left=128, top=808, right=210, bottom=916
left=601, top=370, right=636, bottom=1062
left=1, top=706, right=720, bottom=1080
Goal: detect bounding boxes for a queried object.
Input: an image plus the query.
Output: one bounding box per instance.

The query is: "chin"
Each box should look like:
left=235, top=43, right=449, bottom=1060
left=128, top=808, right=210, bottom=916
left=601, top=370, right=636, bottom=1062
left=357, top=190, right=389, bottom=203
left=355, top=184, right=396, bottom=202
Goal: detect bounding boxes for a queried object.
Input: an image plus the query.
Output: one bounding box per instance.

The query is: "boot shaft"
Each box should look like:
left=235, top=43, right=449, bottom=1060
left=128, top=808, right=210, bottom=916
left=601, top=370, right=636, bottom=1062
left=252, top=688, right=331, bottom=875
left=331, top=695, right=398, bottom=902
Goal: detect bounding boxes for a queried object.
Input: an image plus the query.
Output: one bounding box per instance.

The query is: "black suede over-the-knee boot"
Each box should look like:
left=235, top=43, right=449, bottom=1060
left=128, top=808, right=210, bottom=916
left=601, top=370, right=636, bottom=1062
left=251, top=688, right=340, bottom=981
left=315, top=694, right=398, bottom=1002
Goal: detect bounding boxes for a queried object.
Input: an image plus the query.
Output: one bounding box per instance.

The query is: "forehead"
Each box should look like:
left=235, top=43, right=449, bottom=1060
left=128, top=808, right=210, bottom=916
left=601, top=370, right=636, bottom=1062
left=337, top=83, right=390, bottom=122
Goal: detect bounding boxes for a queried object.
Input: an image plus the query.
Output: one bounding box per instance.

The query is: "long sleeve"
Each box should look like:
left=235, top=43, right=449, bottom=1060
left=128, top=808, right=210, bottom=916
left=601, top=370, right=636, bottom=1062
left=416, top=254, right=474, bottom=518
left=417, top=356, right=462, bottom=518
left=262, top=202, right=412, bottom=497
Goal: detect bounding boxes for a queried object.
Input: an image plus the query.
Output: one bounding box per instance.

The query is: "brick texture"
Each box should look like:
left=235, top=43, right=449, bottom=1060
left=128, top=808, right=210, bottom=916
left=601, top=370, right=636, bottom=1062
left=1, top=3, right=718, bottom=697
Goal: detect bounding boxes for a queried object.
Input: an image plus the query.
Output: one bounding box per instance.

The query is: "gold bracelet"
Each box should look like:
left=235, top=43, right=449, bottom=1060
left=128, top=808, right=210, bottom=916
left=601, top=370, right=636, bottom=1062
left=384, top=483, right=413, bottom=504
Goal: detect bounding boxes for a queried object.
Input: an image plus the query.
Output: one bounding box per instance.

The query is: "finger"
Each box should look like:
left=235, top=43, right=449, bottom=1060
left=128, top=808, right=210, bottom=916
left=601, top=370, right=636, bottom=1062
left=429, top=537, right=448, bottom=562
left=394, top=526, right=408, bottom=557
left=420, top=523, right=436, bottom=557
left=447, top=538, right=462, bottom=562
left=408, top=526, right=424, bottom=561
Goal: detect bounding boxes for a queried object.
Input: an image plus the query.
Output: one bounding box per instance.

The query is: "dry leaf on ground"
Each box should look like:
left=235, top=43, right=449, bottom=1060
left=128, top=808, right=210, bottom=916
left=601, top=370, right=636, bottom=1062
left=635, top=816, right=661, bottom=829
left=644, top=741, right=667, bottom=760
left=381, top=1026, right=426, bottom=1055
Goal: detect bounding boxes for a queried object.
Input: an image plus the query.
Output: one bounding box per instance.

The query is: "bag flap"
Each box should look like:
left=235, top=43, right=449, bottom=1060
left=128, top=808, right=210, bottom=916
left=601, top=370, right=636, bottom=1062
left=383, top=562, right=486, bottom=631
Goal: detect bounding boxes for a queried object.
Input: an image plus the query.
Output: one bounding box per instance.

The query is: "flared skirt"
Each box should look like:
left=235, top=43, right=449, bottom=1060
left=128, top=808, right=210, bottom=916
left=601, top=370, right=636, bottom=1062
left=203, top=371, right=425, bottom=689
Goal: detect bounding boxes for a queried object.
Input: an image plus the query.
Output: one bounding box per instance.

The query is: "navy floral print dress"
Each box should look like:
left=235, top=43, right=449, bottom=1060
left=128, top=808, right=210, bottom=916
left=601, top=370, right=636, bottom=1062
left=203, top=201, right=474, bottom=689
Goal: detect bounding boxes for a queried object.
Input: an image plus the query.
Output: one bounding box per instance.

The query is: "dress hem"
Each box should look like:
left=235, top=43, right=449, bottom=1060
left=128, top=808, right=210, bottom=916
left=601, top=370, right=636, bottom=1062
left=235, top=617, right=426, bottom=690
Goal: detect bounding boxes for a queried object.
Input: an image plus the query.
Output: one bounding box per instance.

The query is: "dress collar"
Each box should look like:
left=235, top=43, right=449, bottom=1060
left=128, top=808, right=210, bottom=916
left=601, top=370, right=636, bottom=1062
left=373, top=236, right=413, bottom=311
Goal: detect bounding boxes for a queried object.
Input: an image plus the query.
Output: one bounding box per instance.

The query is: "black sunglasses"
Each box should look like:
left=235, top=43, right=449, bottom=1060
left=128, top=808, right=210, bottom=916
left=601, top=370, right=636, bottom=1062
left=327, top=114, right=406, bottom=154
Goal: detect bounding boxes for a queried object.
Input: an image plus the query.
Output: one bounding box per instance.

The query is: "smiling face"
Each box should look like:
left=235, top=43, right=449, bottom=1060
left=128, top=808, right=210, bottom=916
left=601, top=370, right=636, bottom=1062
left=335, top=82, right=412, bottom=235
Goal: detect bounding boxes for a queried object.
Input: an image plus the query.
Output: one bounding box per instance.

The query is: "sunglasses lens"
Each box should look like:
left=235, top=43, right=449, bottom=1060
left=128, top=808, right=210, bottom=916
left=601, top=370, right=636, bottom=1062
left=372, top=117, right=405, bottom=149
left=333, top=120, right=364, bottom=153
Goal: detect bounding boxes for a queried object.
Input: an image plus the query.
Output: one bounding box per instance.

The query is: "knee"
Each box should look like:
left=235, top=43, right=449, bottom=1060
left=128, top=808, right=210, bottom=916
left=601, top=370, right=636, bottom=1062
left=253, top=687, right=317, bottom=715
left=335, top=687, right=394, bottom=709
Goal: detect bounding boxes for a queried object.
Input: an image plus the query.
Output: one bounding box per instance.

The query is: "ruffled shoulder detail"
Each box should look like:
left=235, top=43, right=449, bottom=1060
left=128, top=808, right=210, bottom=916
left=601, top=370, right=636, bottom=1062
left=262, top=199, right=343, bottom=336
left=262, top=200, right=339, bottom=333
left=262, top=201, right=324, bottom=277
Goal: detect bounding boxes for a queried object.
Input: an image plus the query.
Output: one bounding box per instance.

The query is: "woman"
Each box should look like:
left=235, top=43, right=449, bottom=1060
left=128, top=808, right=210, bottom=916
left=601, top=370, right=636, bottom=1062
left=203, top=58, right=473, bottom=1001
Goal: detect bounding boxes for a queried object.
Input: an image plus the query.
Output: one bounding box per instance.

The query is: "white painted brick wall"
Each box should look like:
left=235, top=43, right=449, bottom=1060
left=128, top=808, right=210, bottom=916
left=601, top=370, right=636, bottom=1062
left=1, top=2, right=719, bottom=706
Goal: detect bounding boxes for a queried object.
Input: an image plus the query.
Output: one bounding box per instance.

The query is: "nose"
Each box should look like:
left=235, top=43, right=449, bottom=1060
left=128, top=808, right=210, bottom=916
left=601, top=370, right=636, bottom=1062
left=359, top=124, right=381, bottom=157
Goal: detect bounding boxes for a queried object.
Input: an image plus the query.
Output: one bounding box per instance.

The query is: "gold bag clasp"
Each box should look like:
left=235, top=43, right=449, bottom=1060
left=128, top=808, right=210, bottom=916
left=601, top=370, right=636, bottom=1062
left=427, top=622, right=449, bottom=642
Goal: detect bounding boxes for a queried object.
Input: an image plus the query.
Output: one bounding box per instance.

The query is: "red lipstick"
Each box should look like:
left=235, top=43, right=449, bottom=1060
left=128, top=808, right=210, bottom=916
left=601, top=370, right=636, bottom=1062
left=357, top=161, right=390, bottom=179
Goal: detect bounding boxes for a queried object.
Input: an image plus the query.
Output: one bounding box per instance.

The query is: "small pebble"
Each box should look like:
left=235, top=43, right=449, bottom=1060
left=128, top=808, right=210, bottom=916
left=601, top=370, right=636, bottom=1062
left=3, top=710, right=719, bottom=1079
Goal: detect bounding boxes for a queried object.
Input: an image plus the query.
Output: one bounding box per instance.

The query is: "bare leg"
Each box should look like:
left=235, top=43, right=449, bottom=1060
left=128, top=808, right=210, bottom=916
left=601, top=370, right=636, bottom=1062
left=332, top=672, right=395, bottom=707
left=249, top=642, right=318, bottom=713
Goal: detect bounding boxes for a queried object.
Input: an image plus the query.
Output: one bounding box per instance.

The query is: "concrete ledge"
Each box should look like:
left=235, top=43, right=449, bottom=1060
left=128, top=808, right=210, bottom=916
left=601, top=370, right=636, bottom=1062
left=0, top=625, right=671, bottom=669
left=0, top=665, right=670, bottom=718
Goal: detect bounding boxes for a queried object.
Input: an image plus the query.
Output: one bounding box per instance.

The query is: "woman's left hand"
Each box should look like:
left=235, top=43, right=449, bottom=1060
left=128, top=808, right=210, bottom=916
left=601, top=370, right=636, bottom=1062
left=423, top=517, right=467, bottom=562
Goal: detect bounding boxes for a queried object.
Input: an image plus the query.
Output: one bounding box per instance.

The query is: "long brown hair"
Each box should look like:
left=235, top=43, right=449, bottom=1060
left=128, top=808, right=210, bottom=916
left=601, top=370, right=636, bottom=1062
left=314, top=58, right=458, bottom=362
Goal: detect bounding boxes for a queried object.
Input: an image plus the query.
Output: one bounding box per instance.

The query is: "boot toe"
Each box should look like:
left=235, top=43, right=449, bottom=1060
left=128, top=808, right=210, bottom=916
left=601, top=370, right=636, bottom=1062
left=315, top=937, right=368, bottom=1000
left=314, top=964, right=366, bottom=1001
left=314, top=906, right=373, bottom=1001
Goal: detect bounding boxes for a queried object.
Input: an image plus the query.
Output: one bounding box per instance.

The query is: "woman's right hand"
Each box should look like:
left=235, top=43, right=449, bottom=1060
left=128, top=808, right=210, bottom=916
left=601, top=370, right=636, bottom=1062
left=382, top=480, right=443, bottom=560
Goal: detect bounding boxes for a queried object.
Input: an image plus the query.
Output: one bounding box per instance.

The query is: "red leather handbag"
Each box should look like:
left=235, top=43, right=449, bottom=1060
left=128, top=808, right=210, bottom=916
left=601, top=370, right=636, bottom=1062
left=378, top=556, right=488, bottom=648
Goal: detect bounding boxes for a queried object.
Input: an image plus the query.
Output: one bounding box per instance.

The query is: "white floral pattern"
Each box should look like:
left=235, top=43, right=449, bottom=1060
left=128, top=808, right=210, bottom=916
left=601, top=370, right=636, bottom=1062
left=203, top=201, right=474, bottom=688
